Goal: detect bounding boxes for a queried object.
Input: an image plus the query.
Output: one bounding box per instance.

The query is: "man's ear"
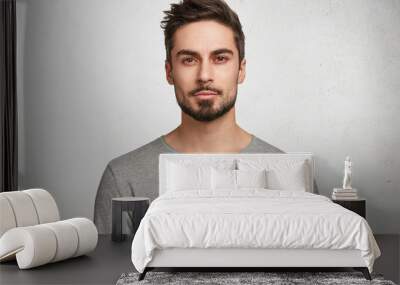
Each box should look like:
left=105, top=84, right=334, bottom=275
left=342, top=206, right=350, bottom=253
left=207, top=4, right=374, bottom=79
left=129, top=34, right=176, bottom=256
left=237, top=58, right=246, bottom=84
left=165, top=60, right=174, bottom=85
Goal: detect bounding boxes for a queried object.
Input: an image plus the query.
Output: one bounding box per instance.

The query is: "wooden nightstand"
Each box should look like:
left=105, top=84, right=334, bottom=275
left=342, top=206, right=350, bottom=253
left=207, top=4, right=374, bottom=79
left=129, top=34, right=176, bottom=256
left=332, top=198, right=366, bottom=218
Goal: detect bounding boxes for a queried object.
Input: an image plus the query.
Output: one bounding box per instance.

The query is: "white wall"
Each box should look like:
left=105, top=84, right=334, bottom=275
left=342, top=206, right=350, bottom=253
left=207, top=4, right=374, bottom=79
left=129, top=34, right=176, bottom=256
left=16, top=0, right=400, bottom=234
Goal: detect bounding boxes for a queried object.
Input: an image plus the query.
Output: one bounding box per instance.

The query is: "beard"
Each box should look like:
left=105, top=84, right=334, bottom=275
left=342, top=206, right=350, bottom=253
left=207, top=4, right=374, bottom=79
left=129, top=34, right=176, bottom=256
left=175, top=86, right=237, bottom=122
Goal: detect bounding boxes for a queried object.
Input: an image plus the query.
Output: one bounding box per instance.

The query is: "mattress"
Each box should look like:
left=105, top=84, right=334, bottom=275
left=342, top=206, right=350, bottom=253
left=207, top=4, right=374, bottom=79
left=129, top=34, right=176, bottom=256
left=131, top=189, right=381, bottom=273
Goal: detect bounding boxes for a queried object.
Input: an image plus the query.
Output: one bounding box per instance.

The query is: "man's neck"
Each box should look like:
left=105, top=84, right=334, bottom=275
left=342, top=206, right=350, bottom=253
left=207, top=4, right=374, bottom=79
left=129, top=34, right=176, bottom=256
left=164, top=110, right=253, bottom=153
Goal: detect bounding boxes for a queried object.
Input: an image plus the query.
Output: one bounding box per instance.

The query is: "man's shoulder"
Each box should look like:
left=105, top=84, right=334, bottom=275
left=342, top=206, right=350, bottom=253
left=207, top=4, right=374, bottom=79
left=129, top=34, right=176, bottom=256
left=105, top=134, right=285, bottom=171
left=107, top=136, right=168, bottom=171
left=247, top=135, right=286, bottom=153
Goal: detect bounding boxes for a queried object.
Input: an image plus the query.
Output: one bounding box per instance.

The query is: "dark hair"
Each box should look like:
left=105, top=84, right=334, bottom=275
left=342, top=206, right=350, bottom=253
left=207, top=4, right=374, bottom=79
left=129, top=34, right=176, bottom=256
left=161, top=0, right=245, bottom=65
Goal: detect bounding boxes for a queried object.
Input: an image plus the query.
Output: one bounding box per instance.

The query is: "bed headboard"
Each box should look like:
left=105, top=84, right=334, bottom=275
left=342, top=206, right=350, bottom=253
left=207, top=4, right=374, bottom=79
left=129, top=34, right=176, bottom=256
left=159, top=153, right=315, bottom=195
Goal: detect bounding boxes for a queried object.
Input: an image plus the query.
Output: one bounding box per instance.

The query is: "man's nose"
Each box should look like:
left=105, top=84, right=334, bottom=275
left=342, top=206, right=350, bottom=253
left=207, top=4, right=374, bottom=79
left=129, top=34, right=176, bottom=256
left=197, top=61, right=213, bottom=84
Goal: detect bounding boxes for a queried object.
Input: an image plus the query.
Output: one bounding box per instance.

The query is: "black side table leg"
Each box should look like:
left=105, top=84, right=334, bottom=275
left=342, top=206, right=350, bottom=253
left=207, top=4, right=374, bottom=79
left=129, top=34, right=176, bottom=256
left=132, top=201, right=149, bottom=236
left=112, top=201, right=123, bottom=241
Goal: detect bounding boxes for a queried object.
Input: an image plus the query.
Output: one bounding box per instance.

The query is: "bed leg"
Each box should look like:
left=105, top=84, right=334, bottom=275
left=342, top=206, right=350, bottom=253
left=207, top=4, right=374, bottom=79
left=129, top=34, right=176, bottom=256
left=354, top=267, right=371, bottom=280
left=138, top=268, right=148, bottom=281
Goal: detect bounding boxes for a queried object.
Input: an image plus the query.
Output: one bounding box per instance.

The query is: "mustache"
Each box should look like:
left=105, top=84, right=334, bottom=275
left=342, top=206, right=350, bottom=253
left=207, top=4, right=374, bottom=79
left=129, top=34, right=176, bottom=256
left=189, top=86, right=222, bottom=96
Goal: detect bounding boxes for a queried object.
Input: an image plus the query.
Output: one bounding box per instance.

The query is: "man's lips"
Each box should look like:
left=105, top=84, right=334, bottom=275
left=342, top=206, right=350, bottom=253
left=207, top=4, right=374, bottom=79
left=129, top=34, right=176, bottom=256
left=194, top=91, right=218, bottom=97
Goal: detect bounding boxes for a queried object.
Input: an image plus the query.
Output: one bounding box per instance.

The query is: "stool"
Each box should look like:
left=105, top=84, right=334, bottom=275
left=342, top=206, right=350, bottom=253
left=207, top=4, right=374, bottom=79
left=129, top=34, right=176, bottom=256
left=111, top=197, right=149, bottom=242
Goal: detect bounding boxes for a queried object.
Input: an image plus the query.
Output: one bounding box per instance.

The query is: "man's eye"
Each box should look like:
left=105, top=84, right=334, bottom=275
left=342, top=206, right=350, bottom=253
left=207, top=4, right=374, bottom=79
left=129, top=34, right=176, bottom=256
left=183, top=57, right=195, bottom=64
left=215, top=56, right=228, bottom=63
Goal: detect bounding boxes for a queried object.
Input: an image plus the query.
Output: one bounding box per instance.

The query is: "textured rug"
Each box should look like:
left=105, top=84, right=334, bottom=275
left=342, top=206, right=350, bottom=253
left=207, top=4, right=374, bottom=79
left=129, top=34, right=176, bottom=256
left=116, top=271, right=397, bottom=285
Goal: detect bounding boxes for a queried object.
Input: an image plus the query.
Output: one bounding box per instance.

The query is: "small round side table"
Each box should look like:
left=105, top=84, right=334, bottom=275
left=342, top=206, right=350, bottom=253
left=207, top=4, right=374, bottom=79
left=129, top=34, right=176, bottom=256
left=111, top=197, right=150, bottom=242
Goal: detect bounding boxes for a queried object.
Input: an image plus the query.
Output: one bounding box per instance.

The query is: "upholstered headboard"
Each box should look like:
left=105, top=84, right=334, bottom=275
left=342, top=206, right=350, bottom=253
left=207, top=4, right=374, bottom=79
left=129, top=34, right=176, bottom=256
left=159, top=153, right=314, bottom=195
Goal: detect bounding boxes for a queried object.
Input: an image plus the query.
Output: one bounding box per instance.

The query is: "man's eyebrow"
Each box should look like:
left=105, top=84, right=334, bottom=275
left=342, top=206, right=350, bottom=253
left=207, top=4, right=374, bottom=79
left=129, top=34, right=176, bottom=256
left=176, top=48, right=234, bottom=57
left=211, top=48, right=234, bottom=56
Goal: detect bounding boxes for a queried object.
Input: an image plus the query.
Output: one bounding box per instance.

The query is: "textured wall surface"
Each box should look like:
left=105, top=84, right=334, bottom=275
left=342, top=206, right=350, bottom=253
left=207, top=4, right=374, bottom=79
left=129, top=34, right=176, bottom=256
left=16, top=0, right=400, bottom=233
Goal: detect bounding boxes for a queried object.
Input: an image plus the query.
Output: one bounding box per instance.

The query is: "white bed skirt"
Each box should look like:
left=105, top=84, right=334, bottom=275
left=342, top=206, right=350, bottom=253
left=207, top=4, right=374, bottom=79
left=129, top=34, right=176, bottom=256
left=147, top=248, right=366, bottom=268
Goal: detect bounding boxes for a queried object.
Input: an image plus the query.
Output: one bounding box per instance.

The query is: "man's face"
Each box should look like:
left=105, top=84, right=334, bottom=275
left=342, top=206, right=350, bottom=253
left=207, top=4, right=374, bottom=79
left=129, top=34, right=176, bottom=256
left=165, top=20, right=246, bottom=122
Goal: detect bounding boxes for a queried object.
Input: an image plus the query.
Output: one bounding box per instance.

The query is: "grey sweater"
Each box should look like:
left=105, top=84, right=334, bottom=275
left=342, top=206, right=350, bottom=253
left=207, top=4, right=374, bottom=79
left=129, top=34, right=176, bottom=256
left=93, top=135, right=318, bottom=234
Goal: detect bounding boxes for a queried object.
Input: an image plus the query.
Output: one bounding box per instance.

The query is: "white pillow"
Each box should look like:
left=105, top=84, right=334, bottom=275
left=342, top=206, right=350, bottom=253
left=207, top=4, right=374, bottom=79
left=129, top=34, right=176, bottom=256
left=211, top=168, right=236, bottom=190
left=211, top=168, right=268, bottom=190
left=266, top=164, right=307, bottom=191
left=167, top=162, right=211, bottom=191
left=236, top=169, right=268, bottom=188
left=237, top=159, right=309, bottom=191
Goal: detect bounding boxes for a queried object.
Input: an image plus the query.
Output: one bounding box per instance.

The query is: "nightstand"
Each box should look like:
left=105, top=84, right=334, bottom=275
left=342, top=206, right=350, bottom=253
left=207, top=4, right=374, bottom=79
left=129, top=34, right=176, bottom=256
left=111, top=197, right=150, bottom=242
left=332, top=198, right=366, bottom=218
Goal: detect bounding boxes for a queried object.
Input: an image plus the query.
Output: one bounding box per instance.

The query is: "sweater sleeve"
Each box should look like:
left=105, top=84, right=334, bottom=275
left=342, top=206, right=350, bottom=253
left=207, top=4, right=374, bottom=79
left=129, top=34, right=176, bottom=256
left=93, top=164, right=120, bottom=235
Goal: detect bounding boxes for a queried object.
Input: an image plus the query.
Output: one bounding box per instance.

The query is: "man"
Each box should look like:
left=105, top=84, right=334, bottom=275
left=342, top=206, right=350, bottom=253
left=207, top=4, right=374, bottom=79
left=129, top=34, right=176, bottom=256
left=94, top=0, right=318, bottom=235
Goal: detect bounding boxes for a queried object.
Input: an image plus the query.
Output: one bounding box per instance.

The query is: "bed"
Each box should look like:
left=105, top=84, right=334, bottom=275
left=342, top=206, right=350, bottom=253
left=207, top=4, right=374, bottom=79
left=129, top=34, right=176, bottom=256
left=130, top=153, right=381, bottom=281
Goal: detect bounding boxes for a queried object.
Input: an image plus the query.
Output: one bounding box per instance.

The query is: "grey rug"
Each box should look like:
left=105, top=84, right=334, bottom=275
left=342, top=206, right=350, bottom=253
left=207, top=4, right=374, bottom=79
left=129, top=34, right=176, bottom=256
left=116, top=271, right=397, bottom=285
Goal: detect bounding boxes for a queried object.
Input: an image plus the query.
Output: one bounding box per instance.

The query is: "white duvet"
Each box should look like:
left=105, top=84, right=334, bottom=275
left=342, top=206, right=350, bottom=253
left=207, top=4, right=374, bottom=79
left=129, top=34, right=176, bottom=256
left=131, top=189, right=381, bottom=273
